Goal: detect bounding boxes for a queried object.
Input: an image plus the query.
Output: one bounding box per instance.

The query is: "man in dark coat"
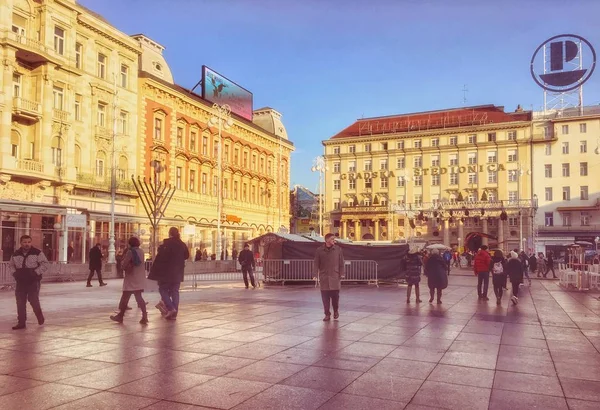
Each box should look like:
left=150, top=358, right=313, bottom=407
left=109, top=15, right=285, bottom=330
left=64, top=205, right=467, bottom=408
left=87, top=243, right=106, bottom=287
left=314, top=233, right=344, bottom=321
left=148, top=227, right=189, bottom=319
left=506, top=251, right=524, bottom=305
left=529, top=251, right=538, bottom=277
left=238, top=243, right=256, bottom=289
left=8, top=235, right=49, bottom=330
left=424, top=249, right=448, bottom=304
left=403, top=247, right=422, bottom=303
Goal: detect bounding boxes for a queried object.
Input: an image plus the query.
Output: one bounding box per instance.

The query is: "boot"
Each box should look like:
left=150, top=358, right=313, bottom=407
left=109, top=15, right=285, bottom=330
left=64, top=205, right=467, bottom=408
left=110, top=312, right=124, bottom=323
left=139, top=314, right=148, bottom=324
left=12, top=323, right=26, bottom=330
left=86, top=282, right=92, bottom=287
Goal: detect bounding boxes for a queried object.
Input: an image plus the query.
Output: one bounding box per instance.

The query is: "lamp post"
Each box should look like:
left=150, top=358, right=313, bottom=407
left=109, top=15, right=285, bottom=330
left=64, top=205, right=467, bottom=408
left=311, top=156, right=327, bottom=236
left=107, top=74, right=119, bottom=264
left=515, top=164, right=530, bottom=252
left=209, top=103, right=233, bottom=260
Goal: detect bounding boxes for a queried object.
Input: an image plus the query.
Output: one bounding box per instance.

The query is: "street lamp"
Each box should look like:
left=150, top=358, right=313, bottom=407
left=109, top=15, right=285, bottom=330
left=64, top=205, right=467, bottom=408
left=311, top=156, right=327, bottom=236
left=210, top=103, right=233, bottom=260
left=515, top=164, right=530, bottom=251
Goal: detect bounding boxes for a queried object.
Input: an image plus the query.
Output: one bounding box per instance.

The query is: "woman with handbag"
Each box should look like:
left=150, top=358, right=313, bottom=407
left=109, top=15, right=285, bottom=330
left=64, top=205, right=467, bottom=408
left=110, top=236, right=148, bottom=324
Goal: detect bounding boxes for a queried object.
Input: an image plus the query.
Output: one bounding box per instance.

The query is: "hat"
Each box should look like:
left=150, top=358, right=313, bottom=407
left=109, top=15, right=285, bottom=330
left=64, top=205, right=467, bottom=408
left=510, top=251, right=518, bottom=259
left=408, top=245, right=420, bottom=254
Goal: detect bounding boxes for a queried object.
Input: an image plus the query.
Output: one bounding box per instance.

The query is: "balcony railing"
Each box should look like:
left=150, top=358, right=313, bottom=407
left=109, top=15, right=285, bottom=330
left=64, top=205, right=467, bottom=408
left=16, top=159, right=44, bottom=173
left=12, top=97, right=42, bottom=119
left=1, top=30, right=46, bottom=53
left=53, top=109, right=69, bottom=122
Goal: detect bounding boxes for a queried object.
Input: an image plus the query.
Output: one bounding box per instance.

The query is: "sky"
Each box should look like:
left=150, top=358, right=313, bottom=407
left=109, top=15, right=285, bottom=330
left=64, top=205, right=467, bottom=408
left=79, top=0, right=600, bottom=193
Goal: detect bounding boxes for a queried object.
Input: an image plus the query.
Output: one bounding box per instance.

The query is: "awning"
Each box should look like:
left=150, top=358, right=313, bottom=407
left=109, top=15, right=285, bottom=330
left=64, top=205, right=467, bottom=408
left=556, top=205, right=600, bottom=212
left=0, top=200, right=85, bottom=215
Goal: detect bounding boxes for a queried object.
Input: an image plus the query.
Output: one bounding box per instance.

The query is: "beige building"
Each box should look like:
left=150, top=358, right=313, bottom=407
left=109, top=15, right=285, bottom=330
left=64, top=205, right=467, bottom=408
left=0, top=0, right=141, bottom=262
left=532, top=107, right=600, bottom=256
left=323, top=105, right=537, bottom=251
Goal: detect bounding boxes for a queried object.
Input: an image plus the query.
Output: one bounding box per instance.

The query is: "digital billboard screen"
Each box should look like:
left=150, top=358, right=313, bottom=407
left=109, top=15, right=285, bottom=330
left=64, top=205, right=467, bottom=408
left=202, top=66, right=253, bottom=121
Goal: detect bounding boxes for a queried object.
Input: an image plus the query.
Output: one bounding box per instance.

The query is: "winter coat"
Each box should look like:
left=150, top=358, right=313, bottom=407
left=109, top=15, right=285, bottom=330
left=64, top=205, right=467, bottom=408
left=547, top=254, right=554, bottom=268
left=403, top=253, right=422, bottom=285
left=89, top=246, right=103, bottom=271
left=528, top=255, right=538, bottom=271
left=9, top=247, right=49, bottom=291
left=121, top=247, right=146, bottom=291
left=505, top=258, right=524, bottom=284
left=425, top=254, right=448, bottom=290
left=314, top=244, right=344, bottom=291
left=238, top=249, right=255, bottom=268
left=473, top=250, right=491, bottom=274
left=148, top=237, right=190, bottom=283
left=489, top=254, right=506, bottom=276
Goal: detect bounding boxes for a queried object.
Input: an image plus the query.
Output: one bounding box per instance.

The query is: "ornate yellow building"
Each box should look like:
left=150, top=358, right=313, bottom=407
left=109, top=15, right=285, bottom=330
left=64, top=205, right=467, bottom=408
left=323, top=105, right=536, bottom=251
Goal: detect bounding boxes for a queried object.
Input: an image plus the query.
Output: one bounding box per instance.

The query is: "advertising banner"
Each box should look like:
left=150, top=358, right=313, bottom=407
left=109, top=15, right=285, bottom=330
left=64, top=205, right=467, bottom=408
left=202, top=66, right=253, bottom=121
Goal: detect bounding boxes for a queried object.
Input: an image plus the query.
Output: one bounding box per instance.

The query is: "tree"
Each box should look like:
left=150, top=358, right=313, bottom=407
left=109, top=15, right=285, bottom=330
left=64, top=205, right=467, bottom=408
left=481, top=191, right=488, bottom=201
left=457, top=192, right=464, bottom=202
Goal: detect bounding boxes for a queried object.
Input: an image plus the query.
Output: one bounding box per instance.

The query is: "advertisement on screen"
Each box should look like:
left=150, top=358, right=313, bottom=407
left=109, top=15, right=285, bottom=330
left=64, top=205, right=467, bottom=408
left=202, top=66, right=253, bottom=121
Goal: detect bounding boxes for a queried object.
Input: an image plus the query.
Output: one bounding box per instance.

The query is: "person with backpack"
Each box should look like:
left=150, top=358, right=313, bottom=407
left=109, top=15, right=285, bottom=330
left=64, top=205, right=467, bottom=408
left=506, top=251, right=524, bottom=305
left=442, top=249, right=452, bottom=275
left=516, top=250, right=531, bottom=286
left=473, top=245, right=492, bottom=300
left=490, top=250, right=506, bottom=305
left=110, top=236, right=148, bottom=324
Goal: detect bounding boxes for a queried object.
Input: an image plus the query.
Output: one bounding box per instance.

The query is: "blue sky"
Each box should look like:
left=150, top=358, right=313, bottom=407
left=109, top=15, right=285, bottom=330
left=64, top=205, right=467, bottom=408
left=80, top=0, right=600, bottom=192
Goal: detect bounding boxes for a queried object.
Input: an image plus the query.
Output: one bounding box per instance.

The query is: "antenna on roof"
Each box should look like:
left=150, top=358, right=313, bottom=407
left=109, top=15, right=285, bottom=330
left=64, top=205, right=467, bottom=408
left=189, top=79, right=203, bottom=94
left=462, top=84, right=468, bottom=105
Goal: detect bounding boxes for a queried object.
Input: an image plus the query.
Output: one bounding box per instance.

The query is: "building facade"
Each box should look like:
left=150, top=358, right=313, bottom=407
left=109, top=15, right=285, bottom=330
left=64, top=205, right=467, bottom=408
left=532, top=107, right=600, bottom=257
left=323, top=105, right=537, bottom=251
left=290, top=185, right=319, bottom=234
left=0, top=0, right=141, bottom=262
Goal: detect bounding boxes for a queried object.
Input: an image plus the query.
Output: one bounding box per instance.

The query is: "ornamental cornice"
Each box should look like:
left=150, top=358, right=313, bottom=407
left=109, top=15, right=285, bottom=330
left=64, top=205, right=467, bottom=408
left=76, top=16, right=141, bottom=55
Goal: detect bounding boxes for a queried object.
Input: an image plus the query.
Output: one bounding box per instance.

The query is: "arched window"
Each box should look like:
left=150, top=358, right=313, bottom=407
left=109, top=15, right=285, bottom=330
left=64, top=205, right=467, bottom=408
left=96, top=151, right=106, bottom=177
left=51, top=136, right=63, bottom=166
left=10, top=130, right=20, bottom=158
left=74, top=145, right=81, bottom=174
left=117, top=156, right=128, bottom=180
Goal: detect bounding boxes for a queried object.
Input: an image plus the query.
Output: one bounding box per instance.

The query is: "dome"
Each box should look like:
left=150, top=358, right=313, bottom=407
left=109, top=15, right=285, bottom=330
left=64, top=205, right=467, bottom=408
left=252, top=107, right=288, bottom=139
left=132, top=34, right=174, bottom=84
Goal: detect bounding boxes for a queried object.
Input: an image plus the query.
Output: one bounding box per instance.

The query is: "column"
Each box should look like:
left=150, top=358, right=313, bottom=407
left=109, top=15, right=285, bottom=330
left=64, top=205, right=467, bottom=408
left=482, top=218, right=489, bottom=246
left=354, top=219, right=360, bottom=241
left=0, top=49, right=16, bottom=169
left=373, top=219, right=380, bottom=241
left=497, top=218, right=504, bottom=251
left=443, top=218, right=450, bottom=247
left=341, top=220, right=347, bottom=239
left=458, top=219, right=464, bottom=251
left=59, top=215, right=68, bottom=262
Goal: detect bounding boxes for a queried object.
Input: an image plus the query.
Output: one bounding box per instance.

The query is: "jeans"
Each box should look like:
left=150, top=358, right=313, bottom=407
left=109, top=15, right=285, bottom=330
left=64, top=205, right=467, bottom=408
left=477, top=271, right=490, bottom=298
left=118, top=291, right=147, bottom=314
left=523, top=267, right=531, bottom=282
left=241, top=265, right=256, bottom=288
left=15, top=280, right=43, bottom=325
left=320, top=290, right=340, bottom=316
left=87, top=269, right=104, bottom=284
left=492, top=274, right=505, bottom=299
left=158, top=281, right=180, bottom=312
left=512, top=281, right=520, bottom=297
left=545, top=265, right=556, bottom=278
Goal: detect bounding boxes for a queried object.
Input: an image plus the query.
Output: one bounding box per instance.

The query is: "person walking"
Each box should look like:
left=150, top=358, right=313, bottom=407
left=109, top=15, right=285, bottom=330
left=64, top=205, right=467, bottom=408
left=238, top=243, right=257, bottom=289
left=537, top=253, right=547, bottom=277
left=403, top=247, right=422, bottom=303
left=545, top=251, right=557, bottom=279
left=194, top=248, right=202, bottom=261
left=110, top=236, right=148, bottom=324
left=87, top=243, right=107, bottom=287
left=505, top=251, right=524, bottom=305
left=314, top=233, right=344, bottom=321
left=424, top=248, right=448, bottom=304
left=518, top=250, right=531, bottom=286
left=443, top=249, right=452, bottom=275
left=529, top=251, right=538, bottom=278
left=9, top=235, right=49, bottom=330
left=148, top=227, right=189, bottom=320
left=490, top=250, right=506, bottom=305
left=473, top=245, right=492, bottom=300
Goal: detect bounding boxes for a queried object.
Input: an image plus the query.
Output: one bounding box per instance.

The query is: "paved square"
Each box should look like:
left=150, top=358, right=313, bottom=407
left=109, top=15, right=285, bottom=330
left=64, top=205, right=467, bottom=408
left=0, top=272, right=599, bottom=409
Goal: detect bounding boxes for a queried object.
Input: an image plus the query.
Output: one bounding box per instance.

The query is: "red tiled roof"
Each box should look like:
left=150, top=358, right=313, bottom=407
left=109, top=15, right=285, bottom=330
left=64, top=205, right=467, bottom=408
left=331, top=105, right=532, bottom=139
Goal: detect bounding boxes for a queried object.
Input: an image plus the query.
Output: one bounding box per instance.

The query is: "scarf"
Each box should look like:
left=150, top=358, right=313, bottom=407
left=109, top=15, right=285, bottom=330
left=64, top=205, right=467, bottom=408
left=131, top=246, right=142, bottom=266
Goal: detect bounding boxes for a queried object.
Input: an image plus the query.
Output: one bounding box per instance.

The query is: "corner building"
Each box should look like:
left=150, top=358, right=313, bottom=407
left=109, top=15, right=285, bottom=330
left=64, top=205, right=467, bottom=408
left=323, top=105, right=536, bottom=251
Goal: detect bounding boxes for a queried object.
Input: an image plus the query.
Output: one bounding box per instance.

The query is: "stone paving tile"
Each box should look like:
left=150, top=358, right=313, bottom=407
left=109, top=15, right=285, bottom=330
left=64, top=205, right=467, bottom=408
left=440, top=351, right=498, bottom=369
left=58, top=363, right=160, bottom=390
left=567, top=398, right=600, bottom=410
left=368, top=357, right=437, bottom=380
left=232, top=384, right=335, bottom=410
left=12, top=358, right=115, bottom=382
left=488, top=389, right=568, bottom=410
left=175, top=354, right=256, bottom=376
left=0, top=374, right=46, bottom=396
left=50, top=391, right=159, bottom=409
left=427, top=363, right=495, bottom=388
left=319, top=392, right=404, bottom=410
left=560, top=377, right=600, bottom=402
left=342, top=372, right=423, bottom=402
left=411, top=380, right=491, bottom=410
left=226, top=360, right=306, bottom=383
left=493, top=371, right=563, bottom=397
left=110, top=370, right=214, bottom=399
left=0, top=382, right=99, bottom=410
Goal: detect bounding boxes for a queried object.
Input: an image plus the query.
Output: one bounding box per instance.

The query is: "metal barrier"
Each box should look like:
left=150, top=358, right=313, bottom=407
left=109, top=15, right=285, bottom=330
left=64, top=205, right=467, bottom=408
left=1, top=262, right=13, bottom=290
left=262, top=259, right=378, bottom=286
left=342, top=260, right=378, bottom=286
left=559, top=263, right=600, bottom=291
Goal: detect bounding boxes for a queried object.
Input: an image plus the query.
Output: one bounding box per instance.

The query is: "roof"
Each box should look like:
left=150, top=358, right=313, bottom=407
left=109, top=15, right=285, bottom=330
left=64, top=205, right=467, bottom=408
left=331, top=104, right=532, bottom=139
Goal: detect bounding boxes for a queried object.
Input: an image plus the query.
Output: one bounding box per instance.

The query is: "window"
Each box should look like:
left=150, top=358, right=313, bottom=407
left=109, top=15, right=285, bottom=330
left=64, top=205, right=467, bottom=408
left=431, top=155, right=440, bottom=167
left=120, top=64, right=129, bottom=88
left=214, top=141, right=220, bottom=159
left=581, top=211, right=591, bottom=226
left=243, top=152, right=248, bottom=167
left=508, top=170, right=517, bottom=182
left=176, top=127, right=183, bottom=147
left=487, top=132, right=496, bottom=142
left=544, top=126, right=552, bottom=139
left=414, top=175, right=422, bottom=186
left=545, top=143, right=552, bottom=155
left=508, top=216, right=518, bottom=226
left=333, top=162, right=340, bottom=173
left=52, top=86, right=64, bottom=110
left=544, top=164, right=552, bottom=178
left=545, top=187, right=553, bottom=201
left=397, top=157, right=405, bottom=169
left=201, top=173, right=207, bottom=194
left=467, top=191, right=477, bottom=202
left=488, top=191, right=497, bottom=202
left=154, top=118, right=162, bottom=140
left=449, top=154, right=458, bottom=166
left=468, top=153, right=477, bottom=164
left=214, top=176, right=219, bottom=196
left=468, top=134, right=477, bottom=144
left=507, top=150, right=517, bottom=162
left=54, top=26, right=65, bottom=55
left=75, top=43, right=82, bottom=68
left=349, top=179, right=356, bottom=189
left=176, top=167, right=182, bottom=189
left=562, top=187, right=570, bottom=201
left=414, top=195, right=423, bottom=206
left=562, top=142, right=569, bottom=154
left=562, top=212, right=571, bottom=226
left=561, top=124, right=569, bottom=134
left=234, top=148, right=239, bottom=164
left=74, top=94, right=82, bottom=120
left=333, top=146, right=340, bottom=154
left=51, top=140, right=62, bottom=166
left=97, top=53, right=107, bottom=79
left=397, top=176, right=405, bottom=187
left=449, top=136, right=457, bottom=145
left=11, top=143, right=18, bottom=158
left=97, top=103, right=106, bottom=127
left=364, top=160, right=372, bottom=171
left=364, top=198, right=371, bottom=207
left=580, top=162, right=588, bottom=176
left=380, top=177, right=388, bottom=188
left=580, top=123, right=587, bottom=133
left=334, top=201, right=340, bottom=210
left=223, top=179, right=229, bottom=199
left=381, top=142, right=388, bottom=150
left=414, top=140, right=422, bottom=148
left=189, top=170, right=195, bottom=192
left=233, top=181, right=238, bottom=199
left=267, top=160, right=272, bottom=175
left=545, top=212, right=554, bottom=227
left=202, top=137, right=208, bottom=155
left=507, top=130, right=517, bottom=141
left=397, top=141, right=405, bottom=149
left=449, top=173, right=458, bottom=185
left=95, top=158, right=104, bottom=177
left=348, top=160, right=356, bottom=172
left=487, top=151, right=497, bottom=163
left=365, top=178, right=372, bottom=189
left=12, top=73, right=21, bottom=97
left=252, top=154, right=257, bottom=170
left=119, top=111, right=128, bottom=135
left=580, top=186, right=589, bottom=200
left=349, top=145, right=356, bottom=153
left=190, top=131, right=197, bottom=151
left=380, top=159, right=388, bottom=170
left=488, top=171, right=497, bottom=183
left=432, top=174, right=440, bottom=186
left=414, top=156, right=422, bottom=168
left=562, top=163, right=570, bottom=177
left=508, top=191, right=518, bottom=202
left=431, top=138, right=439, bottom=147
left=580, top=141, right=587, bottom=153
left=333, top=180, right=340, bottom=190
left=364, top=143, right=371, bottom=152
left=468, top=173, right=477, bottom=184
left=259, top=157, right=264, bottom=172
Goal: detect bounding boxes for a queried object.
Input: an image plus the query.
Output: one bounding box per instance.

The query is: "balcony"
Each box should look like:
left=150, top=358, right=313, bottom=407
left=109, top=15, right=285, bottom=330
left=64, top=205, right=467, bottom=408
left=12, top=97, right=42, bottom=121
left=16, top=159, right=44, bottom=173
left=53, top=109, right=69, bottom=122
left=0, top=30, right=65, bottom=65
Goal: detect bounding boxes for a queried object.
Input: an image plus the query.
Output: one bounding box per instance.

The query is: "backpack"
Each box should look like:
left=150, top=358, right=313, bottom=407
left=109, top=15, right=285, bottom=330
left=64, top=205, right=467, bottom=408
left=492, top=261, right=504, bottom=275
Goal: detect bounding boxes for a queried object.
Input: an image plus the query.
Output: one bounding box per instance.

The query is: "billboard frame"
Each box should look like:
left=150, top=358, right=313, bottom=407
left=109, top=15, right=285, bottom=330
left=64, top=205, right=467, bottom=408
left=201, top=65, right=254, bottom=121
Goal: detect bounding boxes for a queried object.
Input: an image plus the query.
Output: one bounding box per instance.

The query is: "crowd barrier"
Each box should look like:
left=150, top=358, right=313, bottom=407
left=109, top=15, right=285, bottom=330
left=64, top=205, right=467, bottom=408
left=262, top=259, right=378, bottom=286
left=558, top=263, right=600, bottom=291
